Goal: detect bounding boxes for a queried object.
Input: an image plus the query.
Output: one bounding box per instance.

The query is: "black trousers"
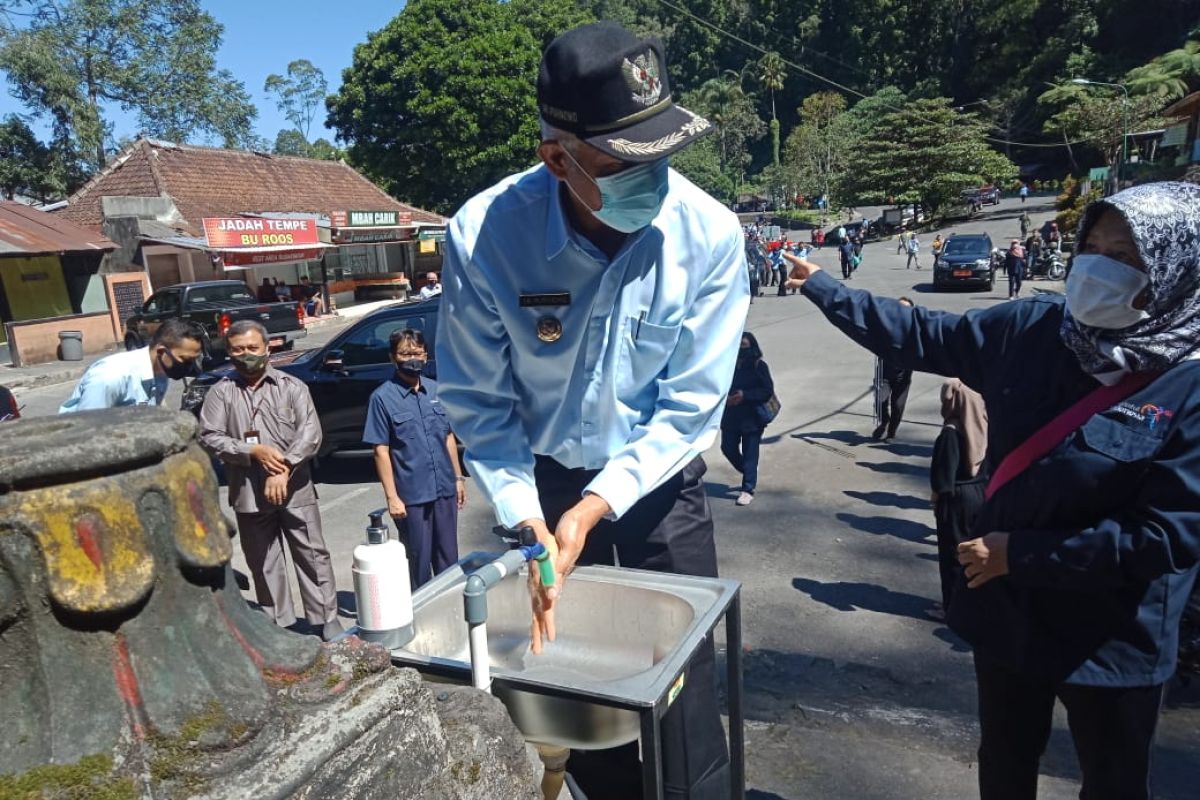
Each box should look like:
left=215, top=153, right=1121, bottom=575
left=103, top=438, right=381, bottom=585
left=535, top=455, right=731, bottom=800
left=973, top=652, right=1164, bottom=800
left=876, top=377, right=910, bottom=437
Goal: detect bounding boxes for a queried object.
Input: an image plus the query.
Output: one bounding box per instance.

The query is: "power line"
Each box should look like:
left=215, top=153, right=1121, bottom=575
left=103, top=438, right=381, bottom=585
left=652, top=0, right=1089, bottom=150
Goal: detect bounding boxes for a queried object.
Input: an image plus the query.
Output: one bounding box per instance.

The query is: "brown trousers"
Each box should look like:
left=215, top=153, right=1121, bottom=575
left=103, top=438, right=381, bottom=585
left=235, top=503, right=338, bottom=627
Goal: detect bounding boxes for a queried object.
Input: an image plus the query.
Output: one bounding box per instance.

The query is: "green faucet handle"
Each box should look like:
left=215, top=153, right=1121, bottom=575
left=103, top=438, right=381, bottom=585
left=535, top=551, right=556, bottom=587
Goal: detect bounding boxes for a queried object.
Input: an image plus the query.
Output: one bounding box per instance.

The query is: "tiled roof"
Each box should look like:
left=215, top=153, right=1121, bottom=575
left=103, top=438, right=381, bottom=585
left=59, top=138, right=445, bottom=232
left=0, top=201, right=115, bottom=256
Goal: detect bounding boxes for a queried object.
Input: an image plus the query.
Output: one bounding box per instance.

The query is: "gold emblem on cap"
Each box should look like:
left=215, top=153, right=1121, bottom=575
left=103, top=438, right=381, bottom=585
left=536, top=315, right=563, bottom=343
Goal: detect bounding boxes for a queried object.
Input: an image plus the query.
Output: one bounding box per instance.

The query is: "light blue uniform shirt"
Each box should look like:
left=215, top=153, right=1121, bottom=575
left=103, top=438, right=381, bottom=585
left=436, top=164, right=750, bottom=525
left=59, top=347, right=167, bottom=413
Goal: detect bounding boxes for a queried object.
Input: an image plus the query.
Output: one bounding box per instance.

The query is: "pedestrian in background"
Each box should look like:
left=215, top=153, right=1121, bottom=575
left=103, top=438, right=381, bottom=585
left=840, top=237, right=855, bottom=279
left=1019, top=210, right=1031, bottom=240
left=897, top=231, right=908, bottom=254
left=363, top=328, right=465, bottom=588
left=720, top=332, right=774, bottom=507
left=198, top=320, right=342, bottom=640
left=905, top=233, right=921, bottom=269
left=1007, top=239, right=1026, bottom=299
left=783, top=181, right=1200, bottom=800
left=930, top=378, right=988, bottom=618
left=59, top=319, right=203, bottom=412
left=1025, top=232, right=1041, bottom=276
left=873, top=297, right=913, bottom=441
left=931, top=234, right=944, bottom=264
left=1020, top=183, right=1029, bottom=203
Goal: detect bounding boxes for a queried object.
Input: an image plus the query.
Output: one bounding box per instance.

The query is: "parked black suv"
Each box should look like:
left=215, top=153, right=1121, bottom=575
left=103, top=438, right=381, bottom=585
left=933, top=233, right=999, bottom=290
left=182, top=298, right=440, bottom=457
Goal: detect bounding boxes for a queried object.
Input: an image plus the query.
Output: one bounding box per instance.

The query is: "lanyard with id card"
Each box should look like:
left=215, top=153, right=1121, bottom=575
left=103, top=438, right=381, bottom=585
left=242, top=383, right=267, bottom=446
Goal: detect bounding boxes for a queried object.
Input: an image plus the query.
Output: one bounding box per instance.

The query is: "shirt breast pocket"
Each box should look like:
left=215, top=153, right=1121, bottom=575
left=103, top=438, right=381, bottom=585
left=391, top=411, right=417, bottom=445
left=431, top=404, right=451, bottom=436
left=265, top=407, right=297, bottom=439
left=618, top=316, right=680, bottom=398
left=1079, top=415, right=1163, bottom=463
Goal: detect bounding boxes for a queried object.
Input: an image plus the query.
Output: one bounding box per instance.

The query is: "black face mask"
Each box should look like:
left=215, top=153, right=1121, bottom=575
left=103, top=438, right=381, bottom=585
left=396, top=359, right=424, bottom=375
left=159, top=349, right=199, bottom=380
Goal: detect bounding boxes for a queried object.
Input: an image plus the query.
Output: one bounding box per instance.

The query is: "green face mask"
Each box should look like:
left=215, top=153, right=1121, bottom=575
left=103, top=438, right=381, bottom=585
left=231, top=352, right=269, bottom=375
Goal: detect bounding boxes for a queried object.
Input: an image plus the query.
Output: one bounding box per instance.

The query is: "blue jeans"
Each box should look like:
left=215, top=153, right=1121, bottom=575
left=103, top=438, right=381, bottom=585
left=721, top=428, right=762, bottom=493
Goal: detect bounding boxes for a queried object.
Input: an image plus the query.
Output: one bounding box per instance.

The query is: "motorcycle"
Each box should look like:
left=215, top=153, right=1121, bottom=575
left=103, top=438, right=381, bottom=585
left=1027, top=249, right=1066, bottom=281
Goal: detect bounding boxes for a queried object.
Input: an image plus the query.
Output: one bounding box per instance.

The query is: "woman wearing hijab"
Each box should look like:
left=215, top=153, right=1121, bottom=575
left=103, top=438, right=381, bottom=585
left=784, top=182, right=1200, bottom=799
left=930, top=378, right=988, bottom=617
left=720, top=332, right=775, bottom=507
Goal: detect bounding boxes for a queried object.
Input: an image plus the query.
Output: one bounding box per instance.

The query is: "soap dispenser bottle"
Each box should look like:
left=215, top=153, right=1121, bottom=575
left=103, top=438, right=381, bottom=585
left=352, top=508, right=415, bottom=650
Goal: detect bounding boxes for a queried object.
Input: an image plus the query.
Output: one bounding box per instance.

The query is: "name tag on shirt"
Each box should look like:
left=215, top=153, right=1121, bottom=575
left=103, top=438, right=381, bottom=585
left=519, top=292, right=571, bottom=307
left=244, top=430, right=261, bottom=445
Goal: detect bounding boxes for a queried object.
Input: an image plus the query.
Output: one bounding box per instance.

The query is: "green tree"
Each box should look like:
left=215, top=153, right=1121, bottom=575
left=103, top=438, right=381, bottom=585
left=273, top=128, right=310, bottom=157
left=327, top=0, right=592, bottom=213
left=264, top=59, right=328, bottom=141
left=783, top=91, right=849, bottom=213
left=0, top=0, right=258, bottom=169
left=1039, top=81, right=1166, bottom=179
left=684, top=75, right=765, bottom=188
left=841, top=97, right=1016, bottom=212
left=670, top=134, right=733, bottom=203
left=0, top=115, right=60, bottom=199
left=757, top=51, right=786, bottom=165
left=307, top=138, right=343, bottom=162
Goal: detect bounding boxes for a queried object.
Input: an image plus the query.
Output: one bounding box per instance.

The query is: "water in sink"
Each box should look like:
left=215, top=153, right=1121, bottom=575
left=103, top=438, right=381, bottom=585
left=407, top=569, right=694, bottom=683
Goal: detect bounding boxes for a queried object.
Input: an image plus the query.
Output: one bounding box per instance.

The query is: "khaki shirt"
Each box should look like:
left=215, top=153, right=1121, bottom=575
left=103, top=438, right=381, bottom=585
left=198, top=367, right=322, bottom=513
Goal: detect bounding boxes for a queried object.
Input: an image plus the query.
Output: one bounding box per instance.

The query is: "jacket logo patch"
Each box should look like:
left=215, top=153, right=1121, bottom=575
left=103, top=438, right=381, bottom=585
left=1113, top=401, right=1174, bottom=431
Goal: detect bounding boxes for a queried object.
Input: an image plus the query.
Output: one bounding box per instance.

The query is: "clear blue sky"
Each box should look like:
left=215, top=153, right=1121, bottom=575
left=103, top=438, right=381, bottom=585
left=0, top=1, right=406, bottom=146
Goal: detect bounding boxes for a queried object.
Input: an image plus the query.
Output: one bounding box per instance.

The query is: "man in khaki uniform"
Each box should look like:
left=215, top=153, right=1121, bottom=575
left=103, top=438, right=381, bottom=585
left=199, top=320, right=342, bottom=640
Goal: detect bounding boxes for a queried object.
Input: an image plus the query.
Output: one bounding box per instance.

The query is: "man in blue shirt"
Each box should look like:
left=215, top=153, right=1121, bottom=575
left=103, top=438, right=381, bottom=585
left=363, top=329, right=465, bottom=588
left=60, top=319, right=204, bottom=413
left=437, top=21, right=745, bottom=800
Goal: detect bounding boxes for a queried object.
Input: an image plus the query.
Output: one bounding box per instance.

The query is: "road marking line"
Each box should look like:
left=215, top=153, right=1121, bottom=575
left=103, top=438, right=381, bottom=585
left=319, top=486, right=373, bottom=511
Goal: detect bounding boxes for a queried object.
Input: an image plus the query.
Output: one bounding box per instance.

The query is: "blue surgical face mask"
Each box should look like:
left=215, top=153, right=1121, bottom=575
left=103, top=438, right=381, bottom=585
left=1066, top=253, right=1151, bottom=330
left=563, top=149, right=669, bottom=233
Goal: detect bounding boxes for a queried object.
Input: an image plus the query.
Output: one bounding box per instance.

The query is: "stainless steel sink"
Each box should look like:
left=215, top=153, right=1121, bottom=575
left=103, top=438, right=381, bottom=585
left=390, top=553, right=740, bottom=750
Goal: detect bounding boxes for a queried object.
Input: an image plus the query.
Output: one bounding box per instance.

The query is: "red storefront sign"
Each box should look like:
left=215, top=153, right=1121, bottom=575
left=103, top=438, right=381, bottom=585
left=218, top=247, right=326, bottom=267
left=203, top=217, right=319, bottom=249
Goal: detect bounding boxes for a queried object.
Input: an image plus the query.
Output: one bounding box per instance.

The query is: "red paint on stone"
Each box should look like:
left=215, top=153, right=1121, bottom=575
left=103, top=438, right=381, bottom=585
left=186, top=479, right=209, bottom=537
left=74, top=514, right=104, bottom=569
left=112, top=633, right=146, bottom=738
left=217, top=601, right=266, bottom=669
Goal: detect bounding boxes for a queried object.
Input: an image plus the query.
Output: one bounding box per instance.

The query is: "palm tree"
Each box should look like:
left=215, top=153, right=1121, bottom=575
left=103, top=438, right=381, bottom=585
left=757, top=52, right=786, bottom=166
left=697, top=76, right=749, bottom=174
left=757, top=52, right=787, bottom=122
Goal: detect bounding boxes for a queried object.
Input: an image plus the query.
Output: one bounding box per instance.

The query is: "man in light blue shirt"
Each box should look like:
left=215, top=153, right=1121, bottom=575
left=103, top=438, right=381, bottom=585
left=60, top=319, right=204, bottom=413
left=436, top=21, right=746, bottom=799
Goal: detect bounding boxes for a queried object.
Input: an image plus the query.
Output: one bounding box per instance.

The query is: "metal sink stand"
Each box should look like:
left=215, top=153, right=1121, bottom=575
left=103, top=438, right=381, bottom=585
left=635, top=585, right=743, bottom=800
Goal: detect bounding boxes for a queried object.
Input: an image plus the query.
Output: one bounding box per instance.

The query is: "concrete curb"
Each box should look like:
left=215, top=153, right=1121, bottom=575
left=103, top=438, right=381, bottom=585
left=1, top=364, right=90, bottom=391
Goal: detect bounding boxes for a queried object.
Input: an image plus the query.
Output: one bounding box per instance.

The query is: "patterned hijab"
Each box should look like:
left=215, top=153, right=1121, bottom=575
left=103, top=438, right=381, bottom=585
left=1060, top=181, right=1200, bottom=377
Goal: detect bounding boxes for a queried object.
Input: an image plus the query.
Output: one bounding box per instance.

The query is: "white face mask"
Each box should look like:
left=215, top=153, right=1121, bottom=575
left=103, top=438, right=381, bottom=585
left=1066, top=253, right=1151, bottom=330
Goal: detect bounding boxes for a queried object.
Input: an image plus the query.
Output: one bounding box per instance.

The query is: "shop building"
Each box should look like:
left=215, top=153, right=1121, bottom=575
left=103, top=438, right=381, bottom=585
left=0, top=202, right=130, bottom=366
left=57, top=138, right=446, bottom=308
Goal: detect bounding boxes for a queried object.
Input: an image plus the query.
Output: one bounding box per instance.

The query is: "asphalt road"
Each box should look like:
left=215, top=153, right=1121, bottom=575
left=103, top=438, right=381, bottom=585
left=10, top=195, right=1198, bottom=798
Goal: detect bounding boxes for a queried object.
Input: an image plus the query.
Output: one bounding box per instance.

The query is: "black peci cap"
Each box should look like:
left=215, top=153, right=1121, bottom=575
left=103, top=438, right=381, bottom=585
left=537, top=21, right=712, bottom=163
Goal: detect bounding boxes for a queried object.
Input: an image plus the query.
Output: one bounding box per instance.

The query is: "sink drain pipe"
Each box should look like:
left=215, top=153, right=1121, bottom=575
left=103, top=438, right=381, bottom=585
left=462, top=543, right=555, bottom=692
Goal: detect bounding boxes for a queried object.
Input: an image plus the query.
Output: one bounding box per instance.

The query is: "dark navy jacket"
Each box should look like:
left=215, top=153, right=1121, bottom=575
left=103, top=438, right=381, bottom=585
left=803, top=270, right=1200, bottom=686
left=363, top=377, right=457, bottom=506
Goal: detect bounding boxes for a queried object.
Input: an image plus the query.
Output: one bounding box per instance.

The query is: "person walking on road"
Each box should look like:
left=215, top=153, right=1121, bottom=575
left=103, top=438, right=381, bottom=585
left=363, top=328, right=466, bottom=588
left=897, top=231, right=908, bottom=254
left=1007, top=239, right=1026, bottom=299
left=59, top=319, right=203, bottom=412
left=198, top=320, right=342, bottom=641
left=872, top=297, right=914, bottom=441
left=783, top=181, right=1200, bottom=800
left=930, top=378, right=988, bottom=617
left=721, top=332, right=775, bottom=507
left=1019, top=210, right=1031, bottom=240
left=1019, top=183, right=1029, bottom=203
left=905, top=233, right=921, bottom=269
left=840, top=237, right=856, bottom=279
left=931, top=234, right=944, bottom=263
left=436, top=21, right=738, bottom=798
